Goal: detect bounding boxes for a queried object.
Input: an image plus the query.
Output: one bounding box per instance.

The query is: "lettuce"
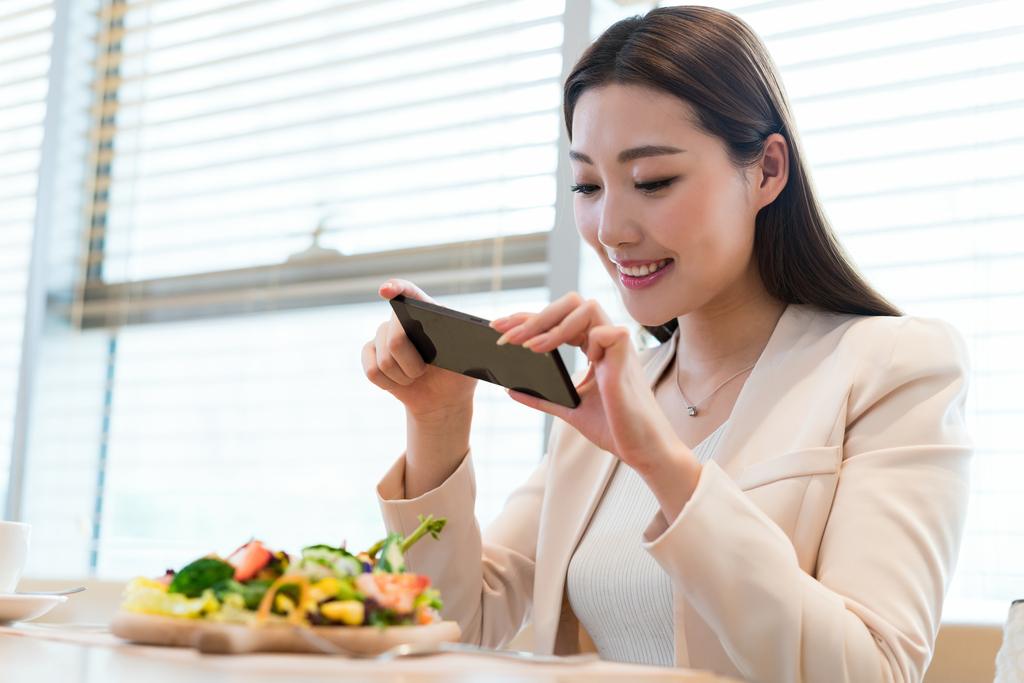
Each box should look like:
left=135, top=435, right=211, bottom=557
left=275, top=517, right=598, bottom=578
left=168, top=558, right=235, bottom=598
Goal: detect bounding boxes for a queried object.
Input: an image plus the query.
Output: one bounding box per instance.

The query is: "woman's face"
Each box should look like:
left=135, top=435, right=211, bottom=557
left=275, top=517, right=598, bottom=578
left=570, top=84, right=767, bottom=327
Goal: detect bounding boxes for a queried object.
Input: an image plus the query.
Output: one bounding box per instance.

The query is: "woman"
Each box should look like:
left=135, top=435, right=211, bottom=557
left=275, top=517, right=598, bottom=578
left=362, top=7, right=970, bottom=682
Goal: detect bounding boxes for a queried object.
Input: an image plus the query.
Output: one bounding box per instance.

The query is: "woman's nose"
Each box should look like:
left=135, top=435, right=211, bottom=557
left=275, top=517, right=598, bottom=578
left=597, top=191, right=640, bottom=248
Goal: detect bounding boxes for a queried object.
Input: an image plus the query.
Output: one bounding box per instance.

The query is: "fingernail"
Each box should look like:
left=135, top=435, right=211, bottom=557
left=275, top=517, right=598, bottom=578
left=490, top=317, right=506, bottom=329
left=496, top=333, right=510, bottom=346
left=523, top=334, right=545, bottom=350
left=503, top=387, right=510, bottom=394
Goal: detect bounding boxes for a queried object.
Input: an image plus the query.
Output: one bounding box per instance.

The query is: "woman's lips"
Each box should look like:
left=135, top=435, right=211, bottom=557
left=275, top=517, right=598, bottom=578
left=617, top=259, right=674, bottom=290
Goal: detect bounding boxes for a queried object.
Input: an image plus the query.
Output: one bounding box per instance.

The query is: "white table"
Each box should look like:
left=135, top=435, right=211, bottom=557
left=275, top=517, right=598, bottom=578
left=0, top=623, right=742, bottom=683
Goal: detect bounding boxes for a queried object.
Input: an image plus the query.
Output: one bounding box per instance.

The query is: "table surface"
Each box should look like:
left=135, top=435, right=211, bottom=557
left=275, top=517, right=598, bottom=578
left=0, top=623, right=743, bottom=683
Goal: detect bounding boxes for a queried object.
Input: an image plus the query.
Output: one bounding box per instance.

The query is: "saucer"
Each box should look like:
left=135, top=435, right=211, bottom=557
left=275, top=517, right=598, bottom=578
left=0, top=593, right=68, bottom=624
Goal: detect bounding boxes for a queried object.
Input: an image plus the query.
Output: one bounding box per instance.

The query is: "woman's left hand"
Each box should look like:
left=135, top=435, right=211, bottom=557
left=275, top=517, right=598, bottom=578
left=492, top=293, right=699, bottom=499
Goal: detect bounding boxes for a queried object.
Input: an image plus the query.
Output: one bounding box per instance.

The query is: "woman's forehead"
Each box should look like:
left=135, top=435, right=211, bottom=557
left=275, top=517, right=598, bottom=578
left=571, top=85, right=708, bottom=158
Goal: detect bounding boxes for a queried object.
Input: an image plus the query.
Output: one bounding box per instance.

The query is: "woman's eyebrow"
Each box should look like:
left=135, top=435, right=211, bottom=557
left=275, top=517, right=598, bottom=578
left=617, top=145, right=684, bottom=163
left=568, top=146, right=685, bottom=165
left=569, top=150, right=594, bottom=164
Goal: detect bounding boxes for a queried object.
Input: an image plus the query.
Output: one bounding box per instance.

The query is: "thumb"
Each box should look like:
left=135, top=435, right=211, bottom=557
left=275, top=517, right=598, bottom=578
left=378, top=279, right=437, bottom=305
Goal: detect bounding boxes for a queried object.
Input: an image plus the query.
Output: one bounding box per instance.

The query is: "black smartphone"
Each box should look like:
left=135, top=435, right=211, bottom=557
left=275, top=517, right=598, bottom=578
left=389, top=294, right=581, bottom=408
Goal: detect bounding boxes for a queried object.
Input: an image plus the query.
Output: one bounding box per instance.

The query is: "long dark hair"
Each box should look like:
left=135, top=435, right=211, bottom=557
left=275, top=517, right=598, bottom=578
left=563, top=7, right=901, bottom=342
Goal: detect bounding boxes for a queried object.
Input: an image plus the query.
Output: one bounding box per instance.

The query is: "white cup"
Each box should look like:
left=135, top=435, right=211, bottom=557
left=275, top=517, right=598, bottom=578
left=0, top=521, right=30, bottom=593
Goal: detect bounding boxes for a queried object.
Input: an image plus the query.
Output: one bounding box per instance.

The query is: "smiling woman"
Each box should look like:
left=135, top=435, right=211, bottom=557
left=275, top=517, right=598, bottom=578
left=563, top=8, right=902, bottom=344
left=569, top=85, right=783, bottom=329
left=365, top=6, right=971, bottom=683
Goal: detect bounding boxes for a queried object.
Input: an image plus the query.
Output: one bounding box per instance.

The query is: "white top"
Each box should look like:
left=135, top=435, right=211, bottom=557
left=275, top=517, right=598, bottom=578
left=566, top=421, right=729, bottom=667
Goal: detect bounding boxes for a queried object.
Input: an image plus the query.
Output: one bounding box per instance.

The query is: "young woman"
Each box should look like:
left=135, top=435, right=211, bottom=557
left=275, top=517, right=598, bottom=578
left=362, top=7, right=970, bottom=682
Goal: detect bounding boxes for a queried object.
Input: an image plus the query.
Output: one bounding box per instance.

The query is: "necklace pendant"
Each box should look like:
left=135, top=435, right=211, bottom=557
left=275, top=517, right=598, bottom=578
left=687, top=406, right=697, bottom=417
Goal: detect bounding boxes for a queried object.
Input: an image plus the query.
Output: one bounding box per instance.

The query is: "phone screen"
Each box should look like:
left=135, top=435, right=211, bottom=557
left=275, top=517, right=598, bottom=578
left=389, top=294, right=580, bottom=408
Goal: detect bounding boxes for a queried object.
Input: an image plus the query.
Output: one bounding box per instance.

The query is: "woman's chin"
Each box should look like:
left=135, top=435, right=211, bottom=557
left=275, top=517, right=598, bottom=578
left=620, top=302, right=680, bottom=329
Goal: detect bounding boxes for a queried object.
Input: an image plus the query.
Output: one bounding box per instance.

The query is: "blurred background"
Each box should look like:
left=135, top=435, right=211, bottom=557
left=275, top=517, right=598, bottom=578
left=2, top=0, right=1021, bottom=626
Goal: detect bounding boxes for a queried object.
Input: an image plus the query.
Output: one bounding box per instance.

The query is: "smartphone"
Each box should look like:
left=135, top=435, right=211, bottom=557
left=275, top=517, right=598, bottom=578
left=389, top=294, right=581, bottom=408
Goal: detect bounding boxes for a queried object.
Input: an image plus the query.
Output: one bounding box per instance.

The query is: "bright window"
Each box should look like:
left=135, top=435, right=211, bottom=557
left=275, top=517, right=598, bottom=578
left=18, top=0, right=568, bottom=578
left=0, top=0, right=54, bottom=507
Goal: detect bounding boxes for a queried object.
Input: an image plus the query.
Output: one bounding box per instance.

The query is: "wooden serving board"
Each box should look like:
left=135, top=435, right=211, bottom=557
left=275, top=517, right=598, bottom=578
left=110, top=611, right=462, bottom=655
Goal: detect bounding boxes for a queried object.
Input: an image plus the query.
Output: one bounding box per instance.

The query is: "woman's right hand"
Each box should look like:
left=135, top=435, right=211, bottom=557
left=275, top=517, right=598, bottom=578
left=362, top=280, right=477, bottom=423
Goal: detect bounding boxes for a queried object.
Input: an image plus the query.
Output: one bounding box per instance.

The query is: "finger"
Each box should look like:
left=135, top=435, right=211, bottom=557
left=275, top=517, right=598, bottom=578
left=523, top=299, right=614, bottom=354
left=386, top=311, right=428, bottom=379
left=585, top=325, right=633, bottom=365
left=378, top=279, right=437, bottom=305
left=374, top=321, right=416, bottom=386
left=496, top=291, right=588, bottom=346
left=506, top=389, right=573, bottom=422
left=362, top=338, right=401, bottom=392
left=490, top=311, right=532, bottom=334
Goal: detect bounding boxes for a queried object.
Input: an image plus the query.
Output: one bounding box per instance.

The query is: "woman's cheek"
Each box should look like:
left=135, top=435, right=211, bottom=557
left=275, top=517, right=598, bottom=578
left=575, top=201, right=602, bottom=250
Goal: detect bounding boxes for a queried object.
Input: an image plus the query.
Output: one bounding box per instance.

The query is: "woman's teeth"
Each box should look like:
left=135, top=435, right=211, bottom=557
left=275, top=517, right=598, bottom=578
left=618, top=260, right=668, bottom=277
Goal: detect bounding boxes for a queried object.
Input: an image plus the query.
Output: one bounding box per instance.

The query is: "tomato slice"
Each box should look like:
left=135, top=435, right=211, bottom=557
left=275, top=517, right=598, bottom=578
left=226, top=540, right=273, bottom=582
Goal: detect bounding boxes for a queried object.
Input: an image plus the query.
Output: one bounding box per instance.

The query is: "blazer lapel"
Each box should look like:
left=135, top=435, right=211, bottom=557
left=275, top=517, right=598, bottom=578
left=706, top=304, right=813, bottom=480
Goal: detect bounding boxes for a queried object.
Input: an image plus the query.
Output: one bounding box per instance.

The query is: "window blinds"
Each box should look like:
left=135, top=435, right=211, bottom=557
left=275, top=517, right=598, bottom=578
left=0, top=0, right=53, bottom=505
left=18, top=0, right=571, bottom=578
left=82, top=0, right=565, bottom=295
left=659, top=0, right=1024, bottom=620
left=90, top=289, right=549, bottom=578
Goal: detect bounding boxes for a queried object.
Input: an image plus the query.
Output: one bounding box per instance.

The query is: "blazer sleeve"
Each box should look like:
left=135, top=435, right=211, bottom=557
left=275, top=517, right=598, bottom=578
left=641, top=317, right=972, bottom=683
left=376, top=426, right=556, bottom=648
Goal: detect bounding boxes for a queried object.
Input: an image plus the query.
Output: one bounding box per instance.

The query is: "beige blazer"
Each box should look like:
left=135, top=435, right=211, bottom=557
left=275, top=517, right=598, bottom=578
left=377, top=305, right=971, bottom=683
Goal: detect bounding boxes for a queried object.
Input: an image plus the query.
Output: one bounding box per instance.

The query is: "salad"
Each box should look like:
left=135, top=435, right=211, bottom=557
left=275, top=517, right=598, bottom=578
left=119, top=515, right=447, bottom=629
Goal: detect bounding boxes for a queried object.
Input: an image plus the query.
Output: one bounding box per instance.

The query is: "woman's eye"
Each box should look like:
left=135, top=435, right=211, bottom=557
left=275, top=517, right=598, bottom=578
left=570, top=184, right=599, bottom=195
left=636, top=178, right=676, bottom=193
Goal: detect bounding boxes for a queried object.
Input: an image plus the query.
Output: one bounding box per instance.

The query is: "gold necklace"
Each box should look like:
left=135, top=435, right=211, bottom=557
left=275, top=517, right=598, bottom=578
left=675, top=360, right=755, bottom=417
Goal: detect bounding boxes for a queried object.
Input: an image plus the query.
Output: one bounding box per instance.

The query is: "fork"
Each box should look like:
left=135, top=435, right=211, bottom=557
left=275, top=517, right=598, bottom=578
left=293, top=626, right=600, bottom=664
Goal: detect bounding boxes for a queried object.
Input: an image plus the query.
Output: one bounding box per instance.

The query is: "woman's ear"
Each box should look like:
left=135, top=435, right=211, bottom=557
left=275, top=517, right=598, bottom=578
left=755, top=133, right=789, bottom=209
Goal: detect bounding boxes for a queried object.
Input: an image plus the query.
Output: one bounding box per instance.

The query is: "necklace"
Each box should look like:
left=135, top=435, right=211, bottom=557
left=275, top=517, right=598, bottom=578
left=675, top=359, right=756, bottom=417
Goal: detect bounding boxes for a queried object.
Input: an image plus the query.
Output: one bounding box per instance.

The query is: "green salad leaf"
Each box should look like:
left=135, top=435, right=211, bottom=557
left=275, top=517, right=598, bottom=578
left=168, top=558, right=235, bottom=598
left=211, top=579, right=273, bottom=610
left=335, top=577, right=364, bottom=602
left=413, top=588, right=443, bottom=612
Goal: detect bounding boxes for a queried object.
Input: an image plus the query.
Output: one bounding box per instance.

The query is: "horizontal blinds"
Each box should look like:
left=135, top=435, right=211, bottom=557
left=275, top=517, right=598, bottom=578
left=92, top=289, right=549, bottom=579
left=667, top=0, right=1023, bottom=620
left=0, top=0, right=52, bottom=506
left=89, top=0, right=566, bottom=285
left=13, top=0, right=569, bottom=580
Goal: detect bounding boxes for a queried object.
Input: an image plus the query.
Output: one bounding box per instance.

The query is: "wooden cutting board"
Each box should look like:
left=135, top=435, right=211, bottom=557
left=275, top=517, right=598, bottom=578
left=110, top=611, right=462, bottom=655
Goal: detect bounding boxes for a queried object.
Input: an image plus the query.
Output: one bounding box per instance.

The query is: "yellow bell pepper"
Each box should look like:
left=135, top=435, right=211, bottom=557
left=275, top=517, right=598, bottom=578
left=320, top=600, right=364, bottom=626
left=309, top=577, right=340, bottom=604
